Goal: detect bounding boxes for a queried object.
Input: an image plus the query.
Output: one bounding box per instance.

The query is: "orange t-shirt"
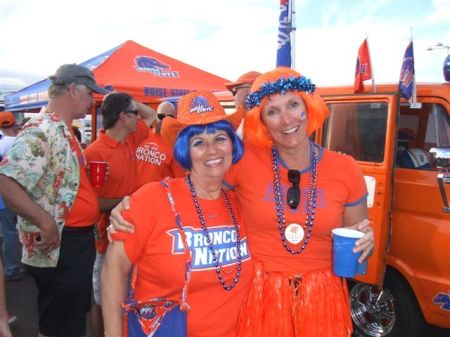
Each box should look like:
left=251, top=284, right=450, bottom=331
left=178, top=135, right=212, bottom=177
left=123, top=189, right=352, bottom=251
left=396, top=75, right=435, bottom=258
left=65, top=130, right=100, bottom=227
left=85, top=120, right=149, bottom=251
left=113, top=178, right=253, bottom=337
left=225, top=143, right=367, bottom=275
left=135, top=131, right=185, bottom=189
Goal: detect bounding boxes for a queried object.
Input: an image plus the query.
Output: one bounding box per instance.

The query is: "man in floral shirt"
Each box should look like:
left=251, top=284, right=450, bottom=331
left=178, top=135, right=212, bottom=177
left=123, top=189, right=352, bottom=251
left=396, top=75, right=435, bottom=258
left=0, top=64, right=108, bottom=337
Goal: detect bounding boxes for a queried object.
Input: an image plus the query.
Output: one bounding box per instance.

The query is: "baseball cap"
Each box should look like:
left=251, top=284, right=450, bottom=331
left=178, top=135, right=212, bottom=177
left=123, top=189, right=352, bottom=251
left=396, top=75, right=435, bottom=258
left=0, top=112, right=16, bottom=127
left=161, top=91, right=244, bottom=145
left=49, top=64, right=109, bottom=94
left=224, top=71, right=262, bottom=92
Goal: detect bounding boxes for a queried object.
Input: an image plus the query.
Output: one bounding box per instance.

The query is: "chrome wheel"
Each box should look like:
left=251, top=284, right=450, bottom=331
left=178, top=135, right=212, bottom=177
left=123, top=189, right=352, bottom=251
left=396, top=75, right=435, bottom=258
left=350, top=283, right=395, bottom=337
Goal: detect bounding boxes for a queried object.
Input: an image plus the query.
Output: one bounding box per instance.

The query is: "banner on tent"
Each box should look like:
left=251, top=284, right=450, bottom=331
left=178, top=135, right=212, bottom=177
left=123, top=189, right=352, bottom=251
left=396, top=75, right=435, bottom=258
left=144, top=87, right=190, bottom=98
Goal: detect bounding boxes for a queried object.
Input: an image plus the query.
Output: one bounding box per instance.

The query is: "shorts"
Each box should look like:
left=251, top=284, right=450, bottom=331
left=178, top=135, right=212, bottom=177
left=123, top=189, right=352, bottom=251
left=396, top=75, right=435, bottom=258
left=26, top=226, right=95, bottom=337
left=92, top=252, right=105, bottom=305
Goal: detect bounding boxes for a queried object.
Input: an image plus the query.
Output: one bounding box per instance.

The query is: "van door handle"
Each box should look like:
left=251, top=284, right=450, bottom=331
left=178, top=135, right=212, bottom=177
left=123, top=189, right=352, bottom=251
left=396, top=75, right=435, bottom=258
left=437, top=173, right=450, bottom=213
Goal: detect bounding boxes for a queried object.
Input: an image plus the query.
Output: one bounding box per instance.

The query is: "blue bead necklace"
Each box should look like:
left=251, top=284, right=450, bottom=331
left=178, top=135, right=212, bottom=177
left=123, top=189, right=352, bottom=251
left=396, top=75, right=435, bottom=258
left=272, top=142, right=318, bottom=255
left=186, top=175, right=242, bottom=291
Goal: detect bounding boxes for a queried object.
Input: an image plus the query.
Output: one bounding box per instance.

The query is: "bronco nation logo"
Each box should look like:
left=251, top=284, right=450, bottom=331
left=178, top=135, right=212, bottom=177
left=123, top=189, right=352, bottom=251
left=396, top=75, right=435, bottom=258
left=134, top=56, right=179, bottom=78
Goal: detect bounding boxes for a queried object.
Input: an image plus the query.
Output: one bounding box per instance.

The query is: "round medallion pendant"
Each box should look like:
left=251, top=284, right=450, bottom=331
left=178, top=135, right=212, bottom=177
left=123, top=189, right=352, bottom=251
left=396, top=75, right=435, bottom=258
left=285, top=223, right=305, bottom=245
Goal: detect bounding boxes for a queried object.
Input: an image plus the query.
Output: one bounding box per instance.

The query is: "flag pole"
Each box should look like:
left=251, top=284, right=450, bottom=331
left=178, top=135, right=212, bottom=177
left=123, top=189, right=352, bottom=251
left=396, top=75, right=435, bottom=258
left=290, top=0, right=296, bottom=69
left=366, top=34, right=376, bottom=93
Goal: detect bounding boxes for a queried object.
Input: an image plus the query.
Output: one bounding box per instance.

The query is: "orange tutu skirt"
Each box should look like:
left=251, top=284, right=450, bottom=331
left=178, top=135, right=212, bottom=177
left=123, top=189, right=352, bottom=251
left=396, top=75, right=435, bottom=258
left=237, top=260, right=352, bottom=337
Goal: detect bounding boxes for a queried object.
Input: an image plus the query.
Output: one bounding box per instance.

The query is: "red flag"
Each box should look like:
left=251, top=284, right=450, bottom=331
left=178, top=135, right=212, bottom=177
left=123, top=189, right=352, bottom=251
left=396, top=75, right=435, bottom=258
left=354, top=39, right=372, bottom=93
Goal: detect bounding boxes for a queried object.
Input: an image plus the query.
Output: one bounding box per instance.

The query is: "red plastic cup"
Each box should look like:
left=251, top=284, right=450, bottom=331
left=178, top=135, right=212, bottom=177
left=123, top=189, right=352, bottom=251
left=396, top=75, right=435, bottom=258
left=89, top=161, right=108, bottom=189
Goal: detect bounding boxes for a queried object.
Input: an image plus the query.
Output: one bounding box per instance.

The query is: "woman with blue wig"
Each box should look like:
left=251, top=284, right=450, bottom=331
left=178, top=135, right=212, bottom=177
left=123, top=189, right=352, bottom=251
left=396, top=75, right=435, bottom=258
left=110, top=68, right=376, bottom=337
left=101, top=91, right=254, bottom=337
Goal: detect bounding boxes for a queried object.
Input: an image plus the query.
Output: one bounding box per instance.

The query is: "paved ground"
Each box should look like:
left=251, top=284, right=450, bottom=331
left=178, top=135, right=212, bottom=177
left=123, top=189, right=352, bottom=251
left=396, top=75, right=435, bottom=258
left=5, top=273, right=450, bottom=337
left=5, top=274, right=92, bottom=337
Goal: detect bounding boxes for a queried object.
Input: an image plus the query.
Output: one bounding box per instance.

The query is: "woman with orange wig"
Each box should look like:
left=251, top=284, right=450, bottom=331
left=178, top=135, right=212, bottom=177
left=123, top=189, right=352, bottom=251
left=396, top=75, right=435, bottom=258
left=224, top=67, right=374, bottom=337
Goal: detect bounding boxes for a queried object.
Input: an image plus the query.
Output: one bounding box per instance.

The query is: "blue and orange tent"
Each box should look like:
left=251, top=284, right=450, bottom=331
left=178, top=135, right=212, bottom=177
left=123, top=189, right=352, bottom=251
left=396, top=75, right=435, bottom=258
left=5, top=40, right=229, bottom=112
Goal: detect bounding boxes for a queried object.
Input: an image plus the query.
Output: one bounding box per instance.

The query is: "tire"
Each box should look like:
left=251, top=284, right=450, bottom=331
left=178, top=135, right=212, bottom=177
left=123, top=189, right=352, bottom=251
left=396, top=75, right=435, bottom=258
left=350, top=269, right=425, bottom=337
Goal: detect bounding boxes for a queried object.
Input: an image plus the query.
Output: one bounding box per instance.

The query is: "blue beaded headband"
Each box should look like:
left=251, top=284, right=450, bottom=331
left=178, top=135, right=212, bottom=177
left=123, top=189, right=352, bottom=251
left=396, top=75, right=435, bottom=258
left=245, top=75, right=316, bottom=109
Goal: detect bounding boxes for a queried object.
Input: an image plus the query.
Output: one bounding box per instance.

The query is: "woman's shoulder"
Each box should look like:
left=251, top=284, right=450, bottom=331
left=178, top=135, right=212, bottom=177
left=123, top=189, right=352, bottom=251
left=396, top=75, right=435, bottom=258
left=132, top=180, right=165, bottom=202
left=240, top=141, right=271, bottom=166
left=135, top=177, right=185, bottom=194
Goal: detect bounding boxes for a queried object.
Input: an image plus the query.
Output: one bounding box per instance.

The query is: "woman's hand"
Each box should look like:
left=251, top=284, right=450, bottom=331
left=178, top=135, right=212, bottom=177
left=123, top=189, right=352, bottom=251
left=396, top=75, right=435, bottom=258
left=349, top=218, right=374, bottom=263
left=107, top=196, right=134, bottom=242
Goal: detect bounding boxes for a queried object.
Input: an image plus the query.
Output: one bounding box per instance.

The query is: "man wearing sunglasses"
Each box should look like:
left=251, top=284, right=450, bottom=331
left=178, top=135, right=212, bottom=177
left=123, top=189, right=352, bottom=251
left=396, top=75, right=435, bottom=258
left=84, top=92, right=156, bottom=337
left=225, top=71, right=262, bottom=110
left=135, top=101, right=185, bottom=189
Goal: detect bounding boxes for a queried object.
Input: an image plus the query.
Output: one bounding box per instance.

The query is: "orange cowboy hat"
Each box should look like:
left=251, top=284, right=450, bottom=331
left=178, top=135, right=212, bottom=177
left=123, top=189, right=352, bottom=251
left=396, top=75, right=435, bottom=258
left=161, top=90, right=244, bottom=145
left=224, top=71, right=262, bottom=92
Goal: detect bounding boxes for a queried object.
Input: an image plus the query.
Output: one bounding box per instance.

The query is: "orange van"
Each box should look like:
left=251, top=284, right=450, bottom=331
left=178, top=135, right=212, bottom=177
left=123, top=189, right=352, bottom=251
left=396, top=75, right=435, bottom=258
left=315, top=83, right=450, bottom=337
left=91, top=82, right=449, bottom=337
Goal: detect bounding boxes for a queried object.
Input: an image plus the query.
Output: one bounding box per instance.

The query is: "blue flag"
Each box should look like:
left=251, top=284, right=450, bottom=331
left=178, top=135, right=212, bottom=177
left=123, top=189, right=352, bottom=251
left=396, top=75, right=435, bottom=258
left=276, top=0, right=292, bottom=67
left=399, top=41, right=415, bottom=100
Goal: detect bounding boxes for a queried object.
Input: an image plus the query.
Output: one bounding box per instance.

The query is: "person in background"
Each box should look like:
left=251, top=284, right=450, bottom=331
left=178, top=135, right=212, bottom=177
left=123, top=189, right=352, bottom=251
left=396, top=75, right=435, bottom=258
left=225, top=71, right=262, bottom=137
left=102, top=91, right=253, bottom=337
left=0, top=63, right=108, bottom=337
left=0, top=112, right=18, bottom=161
left=84, top=92, right=155, bottom=337
left=0, top=112, right=23, bottom=281
left=135, top=101, right=185, bottom=189
left=110, top=68, right=375, bottom=337
left=225, top=71, right=262, bottom=109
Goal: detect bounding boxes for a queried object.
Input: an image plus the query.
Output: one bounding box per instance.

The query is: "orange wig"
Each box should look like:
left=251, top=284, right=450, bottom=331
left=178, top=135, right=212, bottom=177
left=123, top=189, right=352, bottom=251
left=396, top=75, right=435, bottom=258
left=243, top=67, right=329, bottom=148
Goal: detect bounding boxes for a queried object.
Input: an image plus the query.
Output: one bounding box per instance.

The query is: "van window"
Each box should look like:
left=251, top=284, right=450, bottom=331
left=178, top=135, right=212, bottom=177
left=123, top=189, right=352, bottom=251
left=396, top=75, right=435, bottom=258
left=322, top=102, right=388, bottom=163
left=397, top=103, right=450, bottom=169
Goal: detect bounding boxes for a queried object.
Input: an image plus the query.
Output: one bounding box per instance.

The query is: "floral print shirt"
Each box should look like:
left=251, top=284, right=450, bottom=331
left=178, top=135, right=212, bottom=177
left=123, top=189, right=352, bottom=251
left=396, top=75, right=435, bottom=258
left=0, top=112, right=82, bottom=267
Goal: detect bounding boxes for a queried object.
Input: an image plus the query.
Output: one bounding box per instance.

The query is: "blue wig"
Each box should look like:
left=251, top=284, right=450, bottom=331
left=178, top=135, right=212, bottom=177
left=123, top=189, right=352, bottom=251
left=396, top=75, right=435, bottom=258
left=173, top=120, right=244, bottom=170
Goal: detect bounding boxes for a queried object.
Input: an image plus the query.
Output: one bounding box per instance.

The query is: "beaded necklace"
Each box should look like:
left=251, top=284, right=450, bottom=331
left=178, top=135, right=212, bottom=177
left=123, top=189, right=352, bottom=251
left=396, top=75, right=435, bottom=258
left=186, top=175, right=242, bottom=291
left=272, top=142, right=318, bottom=255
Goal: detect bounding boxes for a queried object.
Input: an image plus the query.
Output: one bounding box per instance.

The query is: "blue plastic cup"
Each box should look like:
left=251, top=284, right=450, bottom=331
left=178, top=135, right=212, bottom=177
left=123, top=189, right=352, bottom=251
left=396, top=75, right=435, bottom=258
left=332, top=228, right=364, bottom=278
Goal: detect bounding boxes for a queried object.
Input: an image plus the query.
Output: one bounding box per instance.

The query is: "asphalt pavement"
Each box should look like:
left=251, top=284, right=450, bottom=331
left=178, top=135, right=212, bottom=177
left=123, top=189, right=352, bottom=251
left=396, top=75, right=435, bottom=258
left=5, top=274, right=92, bottom=337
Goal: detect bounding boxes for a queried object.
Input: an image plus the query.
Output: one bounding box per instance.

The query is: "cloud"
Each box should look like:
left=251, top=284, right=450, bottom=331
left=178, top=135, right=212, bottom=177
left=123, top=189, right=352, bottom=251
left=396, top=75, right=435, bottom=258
left=0, top=0, right=448, bottom=92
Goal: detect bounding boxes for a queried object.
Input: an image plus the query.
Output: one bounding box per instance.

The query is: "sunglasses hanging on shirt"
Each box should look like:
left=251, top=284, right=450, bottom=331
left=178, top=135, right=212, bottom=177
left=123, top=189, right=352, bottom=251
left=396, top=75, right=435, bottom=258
left=287, top=169, right=300, bottom=209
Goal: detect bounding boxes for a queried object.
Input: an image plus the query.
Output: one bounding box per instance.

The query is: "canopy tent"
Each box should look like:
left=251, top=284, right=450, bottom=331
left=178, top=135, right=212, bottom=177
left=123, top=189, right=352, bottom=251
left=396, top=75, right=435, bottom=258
left=5, top=40, right=229, bottom=111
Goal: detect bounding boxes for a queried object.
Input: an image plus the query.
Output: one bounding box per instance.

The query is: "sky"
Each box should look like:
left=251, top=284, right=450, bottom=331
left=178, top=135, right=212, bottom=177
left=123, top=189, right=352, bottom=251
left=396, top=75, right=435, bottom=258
left=0, top=0, right=449, bottom=96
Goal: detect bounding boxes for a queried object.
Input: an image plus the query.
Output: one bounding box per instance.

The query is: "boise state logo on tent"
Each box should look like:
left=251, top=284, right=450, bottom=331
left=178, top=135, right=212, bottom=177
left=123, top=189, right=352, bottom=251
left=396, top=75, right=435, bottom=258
left=189, top=96, right=214, bottom=114
left=135, top=56, right=179, bottom=78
